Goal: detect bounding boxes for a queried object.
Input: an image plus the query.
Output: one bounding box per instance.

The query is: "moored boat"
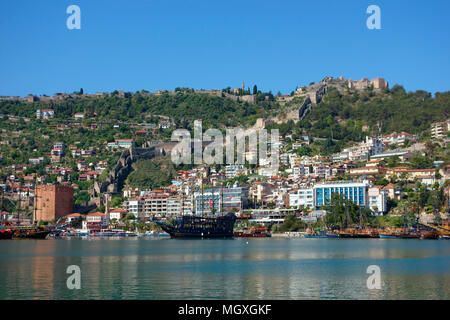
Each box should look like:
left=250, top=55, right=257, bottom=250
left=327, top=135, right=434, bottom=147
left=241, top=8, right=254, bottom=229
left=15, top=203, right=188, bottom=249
left=379, top=233, right=399, bottom=239
left=326, top=231, right=340, bottom=238
left=234, top=226, right=271, bottom=238
left=304, top=229, right=328, bottom=238
left=419, top=231, right=439, bottom=240
left=155, top=212, right=236, bottom=238
left=140, top=230, right=170, bottom=237
left=0, top=222, right=14, bottom=240
left=0, top=229, right=14, bottom=240
left=339, top=229, right=379, bottom=239
left=396, top=231, right=420, bottom=239
left=13, top=228, right=51, bottom=239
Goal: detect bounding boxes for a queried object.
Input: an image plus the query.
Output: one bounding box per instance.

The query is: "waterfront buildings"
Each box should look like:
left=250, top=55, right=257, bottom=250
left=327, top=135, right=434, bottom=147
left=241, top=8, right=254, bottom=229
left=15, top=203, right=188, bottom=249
left=109, top=208, right=127, bottom=220
left=86, top=212, right=109, bottom=232
left=368, top=187, right=388, bottom=216
left=193, top=187, right=249, bottom=215
left=289, top=188, right=314, bottom=208
left=123, top=199, right=143, bottom=217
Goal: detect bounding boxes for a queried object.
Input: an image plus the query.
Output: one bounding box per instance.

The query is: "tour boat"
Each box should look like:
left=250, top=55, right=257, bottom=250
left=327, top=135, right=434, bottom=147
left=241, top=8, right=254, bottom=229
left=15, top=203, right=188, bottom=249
left=234, top=226, right=271, bottom=238
left=156, top=213, right=236, bottom=238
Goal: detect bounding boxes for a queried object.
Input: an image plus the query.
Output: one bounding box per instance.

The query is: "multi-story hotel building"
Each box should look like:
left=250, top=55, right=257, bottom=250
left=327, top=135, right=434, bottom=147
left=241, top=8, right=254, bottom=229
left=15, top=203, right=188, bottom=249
left=194, top=187, right=248, bottom=215
left=289, top=188, right=314, bottom=208
left=431, top=120, right=450, bottom=140
left=313, top=181, right=369, bottom=209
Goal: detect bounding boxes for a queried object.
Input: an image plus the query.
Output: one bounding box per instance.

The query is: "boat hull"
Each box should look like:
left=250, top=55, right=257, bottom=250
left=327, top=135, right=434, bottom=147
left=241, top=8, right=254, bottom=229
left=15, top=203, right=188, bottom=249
left=379, top=234, right=399, bottom=239
left=233, top=232, right=271, bottom=238
left=157, top=213, right=236, bottom=239
left=339, top=233, right=375, bottom=239
left=420, top=231, right=439, bottom=240
left=169, top=232, right=234, bottom=238
left=13, top=230, right=50, bottom=239
left=0, top=230, right=13, bottom=240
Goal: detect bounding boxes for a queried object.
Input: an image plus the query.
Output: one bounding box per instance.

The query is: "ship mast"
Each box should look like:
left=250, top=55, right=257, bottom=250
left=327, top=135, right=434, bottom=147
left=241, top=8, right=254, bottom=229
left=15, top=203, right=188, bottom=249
left=0, top=184, right=4, bottom=220
left=192, top=180, right=196, bottom=216
left=220, top=183, right=223, bottom=216
left=33, top=178, right=37, bottom=225
left=345, top=202, right=349, bottom=229
left=17, top=185, right=21, bottom=225
left=201, top=179, right=204, bottom=217
left=181, top=183, right=184, bottom=217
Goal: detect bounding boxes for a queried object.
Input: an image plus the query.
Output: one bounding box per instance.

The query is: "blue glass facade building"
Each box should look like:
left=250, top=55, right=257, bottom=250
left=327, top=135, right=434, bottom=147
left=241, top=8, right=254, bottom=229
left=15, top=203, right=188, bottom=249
left=313, top=182, right=368, bottom=209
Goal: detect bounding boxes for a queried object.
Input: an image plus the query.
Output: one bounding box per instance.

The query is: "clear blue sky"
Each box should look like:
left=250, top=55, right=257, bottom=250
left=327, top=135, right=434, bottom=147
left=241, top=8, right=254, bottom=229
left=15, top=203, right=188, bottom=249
left=1, top=0, right=449, bottom=96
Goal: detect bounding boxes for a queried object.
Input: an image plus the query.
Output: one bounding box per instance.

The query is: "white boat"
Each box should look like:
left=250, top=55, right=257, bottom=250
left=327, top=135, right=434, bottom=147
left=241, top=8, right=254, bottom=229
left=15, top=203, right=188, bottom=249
left=140, top=230, right=170, bottom=237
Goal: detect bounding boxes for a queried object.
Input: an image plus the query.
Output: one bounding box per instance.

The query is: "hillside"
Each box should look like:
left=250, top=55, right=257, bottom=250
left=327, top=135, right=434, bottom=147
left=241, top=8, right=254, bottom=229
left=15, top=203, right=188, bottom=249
left=0, top=90, right=276, bottom=130
left=304, top=85, right=450, bottom=136
left=265, top=85, right=449, bottom=155
left=0, top=82, right=449, bottom=150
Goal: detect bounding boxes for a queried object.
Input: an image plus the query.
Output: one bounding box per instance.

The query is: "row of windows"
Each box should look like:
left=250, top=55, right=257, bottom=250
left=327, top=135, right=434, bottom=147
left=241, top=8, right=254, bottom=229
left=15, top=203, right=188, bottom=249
left=315, top=186, right=366, bottom=207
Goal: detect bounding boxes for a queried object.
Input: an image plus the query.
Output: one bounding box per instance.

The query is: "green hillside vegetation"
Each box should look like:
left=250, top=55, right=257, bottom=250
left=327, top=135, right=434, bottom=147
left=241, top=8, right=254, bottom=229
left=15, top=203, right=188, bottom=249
left=0, top=91, right=274, bottom=129
left=304, top=86, right=450, bottom=136
left=126, top=157, right=176, bottom=189
left=1, top=85, right=449, bottom=162
left=267, top=86, right=450, bottom=155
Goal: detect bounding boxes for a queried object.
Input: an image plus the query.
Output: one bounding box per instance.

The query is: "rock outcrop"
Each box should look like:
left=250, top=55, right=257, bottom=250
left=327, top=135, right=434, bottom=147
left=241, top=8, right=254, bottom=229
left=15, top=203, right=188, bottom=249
left=94, top=147, right=160, bottom=195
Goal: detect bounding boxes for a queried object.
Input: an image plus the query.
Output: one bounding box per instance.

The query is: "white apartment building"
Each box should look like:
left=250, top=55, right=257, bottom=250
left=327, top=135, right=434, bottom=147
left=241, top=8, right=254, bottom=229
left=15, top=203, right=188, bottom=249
left=123, top=199, right=144, bottom=218
left=431, top=120, right=450, bottom=140
left=143, top=195, right=168, bottom=218
left=167, top=196, right=181, bottom=216
left=379, top=132, right=415, bottom=146
left=368, top=187, right=388, bottom=216
left=289, top=188, right=314, bottom=208
left=225, top=165, right=245, bottom=179
left=340, top=136, right=384, bottom=161
left=257, top=166, right=279, bottom=177
left=313, top=164, right=332, bottom=180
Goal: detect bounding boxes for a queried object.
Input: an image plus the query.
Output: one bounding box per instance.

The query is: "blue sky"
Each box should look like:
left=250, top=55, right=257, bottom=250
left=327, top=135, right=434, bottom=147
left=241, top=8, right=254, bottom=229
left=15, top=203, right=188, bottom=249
left=0, top=0, right=449, bottom=96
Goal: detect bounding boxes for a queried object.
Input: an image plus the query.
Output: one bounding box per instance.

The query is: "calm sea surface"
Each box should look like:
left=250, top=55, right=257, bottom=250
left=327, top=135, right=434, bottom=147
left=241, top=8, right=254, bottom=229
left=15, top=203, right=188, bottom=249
left=0, top=238, right=449, bottom=300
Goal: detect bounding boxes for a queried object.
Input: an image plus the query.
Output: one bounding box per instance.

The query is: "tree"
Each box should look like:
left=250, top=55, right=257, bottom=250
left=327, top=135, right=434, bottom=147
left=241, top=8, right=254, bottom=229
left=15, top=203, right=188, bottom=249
left=110, top=195, right=124, bottom=208
left=408, top=154, right=433, bottom=169
left=424, top=141, right=437, bottom=158
left=253, top=85, right=258, bottom=95
left=279, top=214, right=306, bottom=232
left=126, top=213, right=136, bottom=220
left=323, top=193, right=370, bottom=229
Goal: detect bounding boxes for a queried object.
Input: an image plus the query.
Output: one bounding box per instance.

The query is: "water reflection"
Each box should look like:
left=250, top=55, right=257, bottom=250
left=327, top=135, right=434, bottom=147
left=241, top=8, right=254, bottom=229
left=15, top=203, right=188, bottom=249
left=0, top=239, right=449, bottom=299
